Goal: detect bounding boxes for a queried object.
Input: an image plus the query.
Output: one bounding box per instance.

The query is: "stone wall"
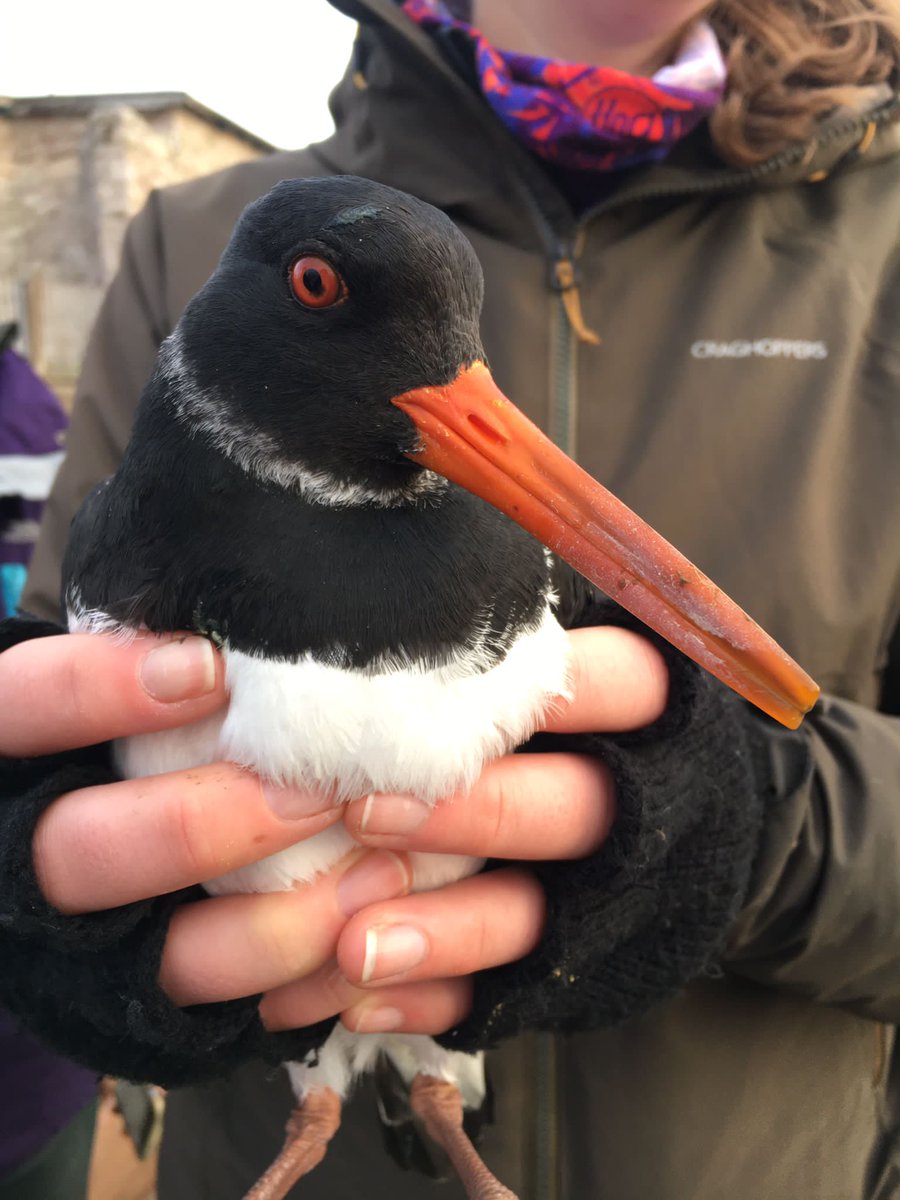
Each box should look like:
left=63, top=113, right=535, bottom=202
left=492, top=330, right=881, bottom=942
left=0, top=99, right=267, bottom=405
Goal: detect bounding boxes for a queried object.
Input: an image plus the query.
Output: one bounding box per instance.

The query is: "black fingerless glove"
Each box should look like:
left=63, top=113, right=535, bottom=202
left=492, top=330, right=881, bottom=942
left=0, top=615, right=336, bottom=1086
left=438, top=594, right=780, bottom=1053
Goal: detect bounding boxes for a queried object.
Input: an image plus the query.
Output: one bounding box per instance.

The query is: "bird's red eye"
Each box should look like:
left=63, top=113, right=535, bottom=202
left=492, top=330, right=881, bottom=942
left=290, top=256, right=346, bottom=309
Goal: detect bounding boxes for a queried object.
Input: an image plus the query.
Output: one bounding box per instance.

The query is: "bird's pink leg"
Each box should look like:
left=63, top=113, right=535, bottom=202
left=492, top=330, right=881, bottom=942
left=410, top=1074, right=519, bottom=1200
left=242, top=1088, right=341, bottom=1200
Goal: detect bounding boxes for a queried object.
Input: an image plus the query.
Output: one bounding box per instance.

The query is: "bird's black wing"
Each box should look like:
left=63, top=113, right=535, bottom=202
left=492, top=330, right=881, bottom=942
left=60, top=478, right=116, bottom=611
left=61, top=476, right=156, bottom=630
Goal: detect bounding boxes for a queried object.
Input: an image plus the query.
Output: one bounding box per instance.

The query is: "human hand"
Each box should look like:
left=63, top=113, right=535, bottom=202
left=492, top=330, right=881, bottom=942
left=1, top=632, right=410, bottom=1012
left=260, top=626, right=669, bottom=1038
left=5, top=625, right=666, bottom=1041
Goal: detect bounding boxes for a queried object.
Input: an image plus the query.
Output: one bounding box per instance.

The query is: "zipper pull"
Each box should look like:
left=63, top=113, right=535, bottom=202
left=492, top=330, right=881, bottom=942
left=552, top=258, right=601, bottom=346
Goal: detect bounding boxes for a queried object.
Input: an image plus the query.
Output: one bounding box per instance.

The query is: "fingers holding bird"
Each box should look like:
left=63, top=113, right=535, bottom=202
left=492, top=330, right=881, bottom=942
left=0, top=631, right=227, bottom=757
left=257, top=869, right=542, bottom=1037
left=547, top=625, right=669, bottom=733
left=346, top=752, right=615, bottom=861
left=261, top=964, right=474, bottom=1036
left=337, top=869, right=545, bottom=988
left=160, top=863, right=541, bottom=1022
left=343, top=626, right=656, bottom=861
left=34, top=761, right=346, bottom=914
left=157, top=624, right=653, bottom=1013
left=33, top=622, right=653, bottom=1032
left=308, top=626, right=659, bottom=1037
left=159, top=848, right=413, bottom=1005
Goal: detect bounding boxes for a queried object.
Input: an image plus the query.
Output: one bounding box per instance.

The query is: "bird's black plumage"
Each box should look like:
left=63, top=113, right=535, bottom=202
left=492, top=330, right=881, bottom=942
left=63, top=176, right=551, bottom=663
left=65, top=448, right=549, bottom=663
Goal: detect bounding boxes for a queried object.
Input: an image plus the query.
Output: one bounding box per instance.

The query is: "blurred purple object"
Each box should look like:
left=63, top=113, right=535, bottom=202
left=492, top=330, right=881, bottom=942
left=0, top=340, right=68, bottom=616
left=0, top=1009, right=98, bottom=1177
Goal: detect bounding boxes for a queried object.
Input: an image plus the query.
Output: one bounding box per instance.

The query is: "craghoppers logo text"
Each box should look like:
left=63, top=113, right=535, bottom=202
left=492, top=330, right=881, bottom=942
left=691, top=339, right=828, bottom=360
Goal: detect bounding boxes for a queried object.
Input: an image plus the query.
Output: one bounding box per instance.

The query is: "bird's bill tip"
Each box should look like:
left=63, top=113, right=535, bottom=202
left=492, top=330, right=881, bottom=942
left=392, top=362, right=819, bottom=729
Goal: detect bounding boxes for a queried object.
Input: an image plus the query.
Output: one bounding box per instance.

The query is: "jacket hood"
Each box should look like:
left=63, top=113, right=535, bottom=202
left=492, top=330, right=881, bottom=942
left=321, top=0, right=900, bottom=243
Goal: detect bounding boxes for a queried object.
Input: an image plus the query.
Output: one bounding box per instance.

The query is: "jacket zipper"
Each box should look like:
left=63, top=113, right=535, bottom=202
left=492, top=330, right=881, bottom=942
left=537, top=248, right=584, bottom=1200
left=549, top=288, right=577, bottom=457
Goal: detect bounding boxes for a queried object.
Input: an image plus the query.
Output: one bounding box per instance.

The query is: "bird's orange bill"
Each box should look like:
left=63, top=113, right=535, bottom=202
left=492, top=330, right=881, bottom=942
left=393, top=361, right=819, bottom=729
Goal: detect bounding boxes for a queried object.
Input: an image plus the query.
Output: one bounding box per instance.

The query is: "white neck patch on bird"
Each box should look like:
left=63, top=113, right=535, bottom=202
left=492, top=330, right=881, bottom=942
left=157, top=331, right=448, bottom=509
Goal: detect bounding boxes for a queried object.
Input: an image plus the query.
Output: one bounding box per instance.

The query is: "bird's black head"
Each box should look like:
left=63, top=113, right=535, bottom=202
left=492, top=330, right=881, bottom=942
left=169, top=176, right=484, bottom=503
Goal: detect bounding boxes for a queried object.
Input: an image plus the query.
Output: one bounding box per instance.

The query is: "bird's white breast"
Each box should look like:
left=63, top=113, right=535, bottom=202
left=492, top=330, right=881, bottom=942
left=85, top=604, right=570, bottom=895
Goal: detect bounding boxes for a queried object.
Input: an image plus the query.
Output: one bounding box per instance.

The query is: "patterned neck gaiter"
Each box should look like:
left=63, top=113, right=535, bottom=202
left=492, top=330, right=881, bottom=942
left=401, top=0, right=727, bottom=171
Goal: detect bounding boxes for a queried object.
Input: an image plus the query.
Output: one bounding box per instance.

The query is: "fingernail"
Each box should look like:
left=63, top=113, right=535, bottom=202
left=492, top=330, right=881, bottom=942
left=359, top=793, right=431, bottom=837
left=361, top=924, right=429, bottom=984
left=337, top=852, right=410, bottom=918
left=353, top=1006, right=405, bottom=1034
left=140, top=637, right=216, bottom=702
left=263, top=783, right=335, bottom=821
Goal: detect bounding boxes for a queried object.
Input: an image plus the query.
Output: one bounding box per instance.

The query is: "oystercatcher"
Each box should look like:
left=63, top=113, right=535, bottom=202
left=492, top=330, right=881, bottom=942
left=63, top=176, right=818, bottom=1200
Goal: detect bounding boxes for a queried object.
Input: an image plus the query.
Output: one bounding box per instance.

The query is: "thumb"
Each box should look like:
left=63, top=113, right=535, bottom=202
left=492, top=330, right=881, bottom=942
left=0, top=631, right=227, bottom=756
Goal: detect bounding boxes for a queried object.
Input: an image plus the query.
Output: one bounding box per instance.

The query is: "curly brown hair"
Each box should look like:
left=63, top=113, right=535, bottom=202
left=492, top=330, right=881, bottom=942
left=709, top=0, right=900, bottom=164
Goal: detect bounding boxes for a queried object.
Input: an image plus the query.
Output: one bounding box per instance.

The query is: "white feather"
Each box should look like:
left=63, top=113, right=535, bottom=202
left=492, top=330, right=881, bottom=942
left=68, top=587, right=138, bottom=640
left=218, top=604, right=571, bottom=805
left=114, top=709, right=227, bottom=779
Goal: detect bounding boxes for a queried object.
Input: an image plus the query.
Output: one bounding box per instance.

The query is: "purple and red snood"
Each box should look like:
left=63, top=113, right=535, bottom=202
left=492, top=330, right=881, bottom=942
left=401, top=0, right=727, bottom=171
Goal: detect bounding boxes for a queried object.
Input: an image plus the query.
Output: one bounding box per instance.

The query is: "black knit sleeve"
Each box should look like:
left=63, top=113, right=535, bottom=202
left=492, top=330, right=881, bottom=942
left=438, top=594, right=778, bottom=1051
left=0, top=615, right=334, bottom=1087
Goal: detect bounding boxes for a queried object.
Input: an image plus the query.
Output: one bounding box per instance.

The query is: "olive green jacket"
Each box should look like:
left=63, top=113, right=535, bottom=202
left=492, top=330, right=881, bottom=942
left=24, top=3, right=900, bottom=1196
